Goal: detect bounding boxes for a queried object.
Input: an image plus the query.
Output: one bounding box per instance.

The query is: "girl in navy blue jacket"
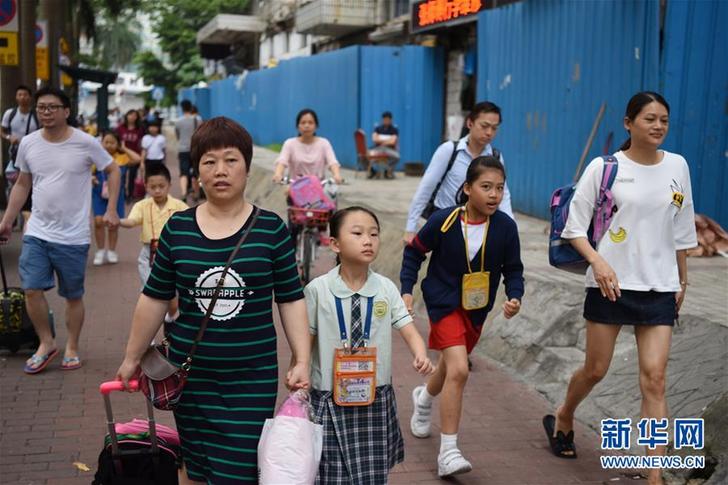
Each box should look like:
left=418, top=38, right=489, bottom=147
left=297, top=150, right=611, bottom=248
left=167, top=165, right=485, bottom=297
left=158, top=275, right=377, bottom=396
left=400, top=155, right=524, bottom=478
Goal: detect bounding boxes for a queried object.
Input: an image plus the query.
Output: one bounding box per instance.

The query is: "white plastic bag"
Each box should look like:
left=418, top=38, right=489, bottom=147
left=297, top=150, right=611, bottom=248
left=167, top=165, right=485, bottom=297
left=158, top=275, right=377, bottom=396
left=258, top=390, right=323, bottom=485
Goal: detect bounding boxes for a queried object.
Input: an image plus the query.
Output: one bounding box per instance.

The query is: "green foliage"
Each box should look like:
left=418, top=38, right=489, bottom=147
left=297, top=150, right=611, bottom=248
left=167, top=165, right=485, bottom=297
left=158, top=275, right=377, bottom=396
left=141, top=0, right=250, bottom=100
left=132, top=50, right=177, bottom=106
left=82, top=0, right=249, bottom=102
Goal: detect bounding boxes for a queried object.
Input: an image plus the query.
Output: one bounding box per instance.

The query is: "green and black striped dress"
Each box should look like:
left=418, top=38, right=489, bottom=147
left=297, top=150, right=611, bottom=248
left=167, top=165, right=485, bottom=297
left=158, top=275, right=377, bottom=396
left=143, top=206, right=303, bottom=484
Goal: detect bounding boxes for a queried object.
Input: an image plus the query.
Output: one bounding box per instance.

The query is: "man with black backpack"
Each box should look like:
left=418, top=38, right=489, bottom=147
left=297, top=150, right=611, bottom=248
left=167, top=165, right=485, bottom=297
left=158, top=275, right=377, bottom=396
left=403, top=101, right=514, bottom=245
left=2, top=85, right=39, bottom=228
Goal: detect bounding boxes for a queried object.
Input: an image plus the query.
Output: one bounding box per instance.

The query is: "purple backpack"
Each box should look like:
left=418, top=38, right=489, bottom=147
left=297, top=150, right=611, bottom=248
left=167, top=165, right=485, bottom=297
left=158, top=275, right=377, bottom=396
left=548, top=156, right=618, bottom=273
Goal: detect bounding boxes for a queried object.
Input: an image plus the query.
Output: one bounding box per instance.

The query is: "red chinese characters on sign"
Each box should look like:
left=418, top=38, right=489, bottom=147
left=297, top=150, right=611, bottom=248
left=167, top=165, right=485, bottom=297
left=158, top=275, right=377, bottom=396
left=418, top=0, right=483, bottom=27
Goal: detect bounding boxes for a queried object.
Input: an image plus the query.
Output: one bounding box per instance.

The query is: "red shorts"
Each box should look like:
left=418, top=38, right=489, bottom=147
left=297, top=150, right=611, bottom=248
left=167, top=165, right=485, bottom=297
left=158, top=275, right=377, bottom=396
left=428, top=308, right=483, bottom=354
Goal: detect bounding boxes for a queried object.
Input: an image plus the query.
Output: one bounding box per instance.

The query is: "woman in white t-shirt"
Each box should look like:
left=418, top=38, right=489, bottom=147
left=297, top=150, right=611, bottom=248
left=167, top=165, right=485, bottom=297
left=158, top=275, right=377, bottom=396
left=543, top=92, right=697, bottom=485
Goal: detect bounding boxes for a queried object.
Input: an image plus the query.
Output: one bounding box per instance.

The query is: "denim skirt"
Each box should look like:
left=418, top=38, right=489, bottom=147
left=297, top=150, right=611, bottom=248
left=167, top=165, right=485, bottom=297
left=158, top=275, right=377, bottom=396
left=583, top=288, right=677, bottom=326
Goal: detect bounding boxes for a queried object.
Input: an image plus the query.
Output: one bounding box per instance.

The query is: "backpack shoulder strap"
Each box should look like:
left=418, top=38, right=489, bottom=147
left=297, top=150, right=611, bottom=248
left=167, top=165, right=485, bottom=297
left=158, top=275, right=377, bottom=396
left=5, top=107, right=18, bottom=128
left=599, top=155, right=619, bottom=192
left=25, top=109, right=37, bottom=135
left=428, top=141, right=459, bottom=208
left=29, top=109, right=38, bottom=132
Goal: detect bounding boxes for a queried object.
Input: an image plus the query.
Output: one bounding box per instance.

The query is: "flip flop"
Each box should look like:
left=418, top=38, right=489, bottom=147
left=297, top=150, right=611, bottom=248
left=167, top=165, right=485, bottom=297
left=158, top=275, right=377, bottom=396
left=23, top=348, right=59, bottom=374
left=542, top=414, right=577, bottom=459
left=60, top=356, right=83, bottom=371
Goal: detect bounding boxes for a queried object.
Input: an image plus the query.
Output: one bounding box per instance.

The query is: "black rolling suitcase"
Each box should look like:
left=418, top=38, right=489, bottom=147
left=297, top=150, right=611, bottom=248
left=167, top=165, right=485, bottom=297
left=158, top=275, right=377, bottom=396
left=0, top=248, right=53, bottom=353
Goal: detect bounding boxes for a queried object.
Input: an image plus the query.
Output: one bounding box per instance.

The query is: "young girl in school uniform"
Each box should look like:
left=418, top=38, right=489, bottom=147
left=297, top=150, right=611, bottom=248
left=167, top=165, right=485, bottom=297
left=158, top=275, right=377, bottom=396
left=305, top=206, right=435, bottom=484
left=400, top=155, right=525, bottom=478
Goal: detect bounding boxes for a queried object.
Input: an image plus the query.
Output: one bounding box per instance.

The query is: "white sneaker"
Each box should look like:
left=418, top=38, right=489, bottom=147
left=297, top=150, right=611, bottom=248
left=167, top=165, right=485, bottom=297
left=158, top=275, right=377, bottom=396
left=106, top=250, right=119, bottom=264
left=410, top=385, right=432, bottom=438
left=438, top=449, right=473, bottom=478
left=93, top=250, right=106, bottom=266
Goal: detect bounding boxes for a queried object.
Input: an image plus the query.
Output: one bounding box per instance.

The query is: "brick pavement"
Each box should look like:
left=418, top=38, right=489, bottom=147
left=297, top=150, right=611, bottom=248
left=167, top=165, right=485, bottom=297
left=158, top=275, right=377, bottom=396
left=0, top=140, right=642, bottom=484
left=0, top=229, right=640, bottom=484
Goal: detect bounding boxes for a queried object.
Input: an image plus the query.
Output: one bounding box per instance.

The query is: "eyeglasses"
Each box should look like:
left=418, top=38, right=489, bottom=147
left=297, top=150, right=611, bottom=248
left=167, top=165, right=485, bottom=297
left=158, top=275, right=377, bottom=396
left=36, top=104, right=65, bottom=113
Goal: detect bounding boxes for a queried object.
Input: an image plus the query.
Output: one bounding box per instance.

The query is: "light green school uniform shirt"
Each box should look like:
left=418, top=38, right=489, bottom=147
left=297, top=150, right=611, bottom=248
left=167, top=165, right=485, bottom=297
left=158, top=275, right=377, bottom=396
left=305, top=266, right=413, bottom=392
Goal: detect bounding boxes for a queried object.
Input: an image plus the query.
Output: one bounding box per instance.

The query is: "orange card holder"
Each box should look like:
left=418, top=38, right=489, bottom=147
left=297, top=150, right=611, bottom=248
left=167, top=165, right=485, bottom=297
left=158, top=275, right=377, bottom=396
left=333, top=347, right=377, bottom=407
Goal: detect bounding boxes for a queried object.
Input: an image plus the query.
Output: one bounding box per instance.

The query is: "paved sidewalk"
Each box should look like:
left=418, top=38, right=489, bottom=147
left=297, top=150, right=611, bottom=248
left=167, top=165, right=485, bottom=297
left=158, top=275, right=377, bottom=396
left=0, top=232, right=638, bottom=484
left=0, top=138, right=647, bottom=484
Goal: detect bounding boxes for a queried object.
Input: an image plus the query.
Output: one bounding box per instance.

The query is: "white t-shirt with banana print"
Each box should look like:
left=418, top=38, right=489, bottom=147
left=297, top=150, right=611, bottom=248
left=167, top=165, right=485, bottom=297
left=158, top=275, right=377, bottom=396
left=562, top=151, right=697, bottom=292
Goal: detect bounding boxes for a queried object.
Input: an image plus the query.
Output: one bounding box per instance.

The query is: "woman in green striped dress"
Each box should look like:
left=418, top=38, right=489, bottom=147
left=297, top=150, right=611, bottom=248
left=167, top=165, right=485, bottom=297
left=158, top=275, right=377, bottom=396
left=116, top=117, right=311, bottom=484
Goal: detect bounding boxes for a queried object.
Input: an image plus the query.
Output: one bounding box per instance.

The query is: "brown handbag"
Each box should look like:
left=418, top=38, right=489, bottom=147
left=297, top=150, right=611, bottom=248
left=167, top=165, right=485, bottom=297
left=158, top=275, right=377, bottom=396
left=139, top=207, right=260, bottom=410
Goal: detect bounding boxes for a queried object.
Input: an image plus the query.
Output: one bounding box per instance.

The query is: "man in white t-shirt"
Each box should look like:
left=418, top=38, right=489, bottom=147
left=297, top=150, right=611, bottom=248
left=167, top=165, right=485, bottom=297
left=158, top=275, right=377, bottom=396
left=2, top=85, right=40, bottom=226
left=0, top=87, right=121, bottom=375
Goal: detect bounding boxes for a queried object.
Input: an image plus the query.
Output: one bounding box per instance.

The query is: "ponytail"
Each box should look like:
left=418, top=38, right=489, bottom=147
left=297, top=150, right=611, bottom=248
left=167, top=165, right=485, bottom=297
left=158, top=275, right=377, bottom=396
left=619, top=138, right=631, bottom=151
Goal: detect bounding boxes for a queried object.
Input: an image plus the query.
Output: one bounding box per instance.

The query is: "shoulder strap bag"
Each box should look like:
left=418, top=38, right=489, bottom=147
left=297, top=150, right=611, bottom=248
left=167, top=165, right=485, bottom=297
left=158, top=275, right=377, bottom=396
left=139, top=206, right=260, bottom=410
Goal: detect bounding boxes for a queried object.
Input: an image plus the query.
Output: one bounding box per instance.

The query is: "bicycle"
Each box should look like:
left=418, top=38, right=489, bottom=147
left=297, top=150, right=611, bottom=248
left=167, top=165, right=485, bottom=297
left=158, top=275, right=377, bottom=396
left=278, top=177, right=340, bottom=283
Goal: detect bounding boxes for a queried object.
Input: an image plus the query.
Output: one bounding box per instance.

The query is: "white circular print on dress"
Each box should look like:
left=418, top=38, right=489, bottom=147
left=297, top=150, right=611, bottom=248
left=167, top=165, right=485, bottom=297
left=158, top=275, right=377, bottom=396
left=191, top=266, right=251, bottom=321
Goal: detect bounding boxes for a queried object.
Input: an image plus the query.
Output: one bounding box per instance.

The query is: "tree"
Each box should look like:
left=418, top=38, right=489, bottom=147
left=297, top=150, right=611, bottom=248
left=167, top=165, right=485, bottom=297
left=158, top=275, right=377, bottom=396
left=72, top=0, right=143, bottom=70
left=132, top=50, right=177, bottom=106
left=142, top=0, right=249, bottom=99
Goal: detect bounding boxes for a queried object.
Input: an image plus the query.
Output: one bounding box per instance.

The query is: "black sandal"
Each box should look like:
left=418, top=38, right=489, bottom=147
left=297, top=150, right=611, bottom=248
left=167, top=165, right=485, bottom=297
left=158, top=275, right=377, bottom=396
left=542, top=414, right=577, bottom=459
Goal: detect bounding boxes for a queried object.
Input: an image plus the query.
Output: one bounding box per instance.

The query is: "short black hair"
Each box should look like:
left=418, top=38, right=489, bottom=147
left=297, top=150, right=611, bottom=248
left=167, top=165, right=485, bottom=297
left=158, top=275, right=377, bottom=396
left=144, top=163, right=171, bottom=182
left=468, top=101, right=502, bottom=123
left=180, top=99, right=192, bottom=112
left=381, top=111, right=392, bottom=119
left=16, top=85, right=32, bottom=96
left=34, top=86, right=71, bottom=108
left=191, top=117, right=253, bottom=172
left=296, top=108, right=318, bottom=127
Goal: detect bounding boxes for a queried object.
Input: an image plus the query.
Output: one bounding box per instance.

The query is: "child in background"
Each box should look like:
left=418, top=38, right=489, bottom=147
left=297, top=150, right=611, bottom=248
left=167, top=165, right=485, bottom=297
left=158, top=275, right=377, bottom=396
left=120, top=164, right=187, bottom=321
left=305, top=206, right=434, bottom=484
left=92, top=131, right=140, bottom=266
left=140, top=119, right=166, bottom=173
left=401, top=155, right=524, bottom=478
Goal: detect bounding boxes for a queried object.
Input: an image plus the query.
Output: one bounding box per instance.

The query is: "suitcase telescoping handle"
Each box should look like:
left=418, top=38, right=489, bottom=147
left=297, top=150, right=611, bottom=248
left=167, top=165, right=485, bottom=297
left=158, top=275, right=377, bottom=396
left=99, top=380, right=160, bottom=458
left=0, top=248, right=9, bottom=295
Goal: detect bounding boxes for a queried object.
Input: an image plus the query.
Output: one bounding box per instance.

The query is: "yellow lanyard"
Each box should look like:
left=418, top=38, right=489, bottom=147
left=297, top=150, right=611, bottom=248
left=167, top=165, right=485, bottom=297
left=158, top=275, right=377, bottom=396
left=463, top=207, right=489, bottom=274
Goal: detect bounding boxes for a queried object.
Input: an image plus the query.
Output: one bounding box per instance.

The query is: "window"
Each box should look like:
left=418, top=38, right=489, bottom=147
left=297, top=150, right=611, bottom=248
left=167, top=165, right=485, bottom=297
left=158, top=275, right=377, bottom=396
left=393, top=0, right=409, bottom=18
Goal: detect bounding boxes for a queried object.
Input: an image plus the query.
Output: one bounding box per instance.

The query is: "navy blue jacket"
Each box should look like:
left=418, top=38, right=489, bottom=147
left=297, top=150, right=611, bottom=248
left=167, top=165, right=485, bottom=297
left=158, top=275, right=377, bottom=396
left=400, top=207, right=525, bottom=327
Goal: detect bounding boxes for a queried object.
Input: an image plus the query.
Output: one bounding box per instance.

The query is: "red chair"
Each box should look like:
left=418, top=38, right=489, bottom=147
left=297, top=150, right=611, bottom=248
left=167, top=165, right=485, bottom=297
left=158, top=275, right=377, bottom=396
left=354, top=129, right=389, bottom=178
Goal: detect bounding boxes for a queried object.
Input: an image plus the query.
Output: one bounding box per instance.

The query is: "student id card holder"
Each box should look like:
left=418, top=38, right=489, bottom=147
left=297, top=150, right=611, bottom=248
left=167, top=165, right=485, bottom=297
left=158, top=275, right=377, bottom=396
left=333, top=296, right=377, bottom=407
left=461, top=210, right=491, bottom=311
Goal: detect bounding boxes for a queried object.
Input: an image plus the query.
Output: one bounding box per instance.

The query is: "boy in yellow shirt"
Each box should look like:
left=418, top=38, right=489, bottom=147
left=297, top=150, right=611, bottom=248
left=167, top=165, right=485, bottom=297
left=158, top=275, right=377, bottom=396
left=120, top=164, right=187, bottom=321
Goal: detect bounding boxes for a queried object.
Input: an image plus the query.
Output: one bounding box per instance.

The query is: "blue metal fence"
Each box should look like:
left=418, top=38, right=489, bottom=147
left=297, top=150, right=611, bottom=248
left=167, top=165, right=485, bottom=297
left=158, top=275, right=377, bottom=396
left=200, top=45, right=444, bottom=169
left=661, top=0, right=728, bottom=228
left=177, top=87, right=211, bottom=120
left=476, top=0, right=661, bottom=218
left=477, top=0, right=727, bottom=227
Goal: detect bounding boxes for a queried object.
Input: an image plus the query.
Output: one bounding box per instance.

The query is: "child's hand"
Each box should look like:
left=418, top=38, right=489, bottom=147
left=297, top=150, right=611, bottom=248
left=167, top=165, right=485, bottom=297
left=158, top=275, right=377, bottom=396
left=412, top=353, right=435, bottom=376
left=402, top=294, right=415, bottom=317
left=503, top=298, right=521, bottom=319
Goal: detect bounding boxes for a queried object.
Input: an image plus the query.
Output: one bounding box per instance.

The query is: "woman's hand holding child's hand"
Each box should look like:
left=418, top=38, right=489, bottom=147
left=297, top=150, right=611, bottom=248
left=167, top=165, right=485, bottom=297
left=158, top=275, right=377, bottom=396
left=412, top=353, right=435, bottom=376
left=285, top=361, right=310, bottom=391
left=502, top=298, right=521, bottom=319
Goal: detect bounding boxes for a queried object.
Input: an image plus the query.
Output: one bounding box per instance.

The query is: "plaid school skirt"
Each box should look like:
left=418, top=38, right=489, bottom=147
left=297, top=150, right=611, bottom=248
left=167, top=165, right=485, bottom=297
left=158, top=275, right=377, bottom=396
left=310, top=385, right=404, bottom=485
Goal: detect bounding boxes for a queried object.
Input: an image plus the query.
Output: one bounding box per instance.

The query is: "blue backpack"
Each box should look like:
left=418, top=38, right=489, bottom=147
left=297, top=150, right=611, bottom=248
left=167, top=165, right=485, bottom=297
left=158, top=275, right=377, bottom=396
left=548, top=156, right=618, bottom=273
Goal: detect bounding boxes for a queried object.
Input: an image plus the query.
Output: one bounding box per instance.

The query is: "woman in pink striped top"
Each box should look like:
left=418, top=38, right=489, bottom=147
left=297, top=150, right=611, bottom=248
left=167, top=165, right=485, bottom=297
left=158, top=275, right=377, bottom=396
left=272, top=109, right=343, bottom=184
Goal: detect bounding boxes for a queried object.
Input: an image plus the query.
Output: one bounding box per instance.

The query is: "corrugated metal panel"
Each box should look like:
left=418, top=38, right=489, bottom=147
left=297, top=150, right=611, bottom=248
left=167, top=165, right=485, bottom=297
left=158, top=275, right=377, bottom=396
left=177, top=87, right=211, bottom=120
left=476, top=0, right=660, bottom=218
left=661, top=0, right=728, bottom=228
left=359, top=45, right=445, bottom=169
left=202, top=45, right=444, bottom=168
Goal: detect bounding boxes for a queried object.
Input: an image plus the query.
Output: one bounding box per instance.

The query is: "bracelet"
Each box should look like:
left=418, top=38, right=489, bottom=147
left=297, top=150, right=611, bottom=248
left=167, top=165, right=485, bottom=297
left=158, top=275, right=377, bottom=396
left=680, top=281, right=689, bottom=287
